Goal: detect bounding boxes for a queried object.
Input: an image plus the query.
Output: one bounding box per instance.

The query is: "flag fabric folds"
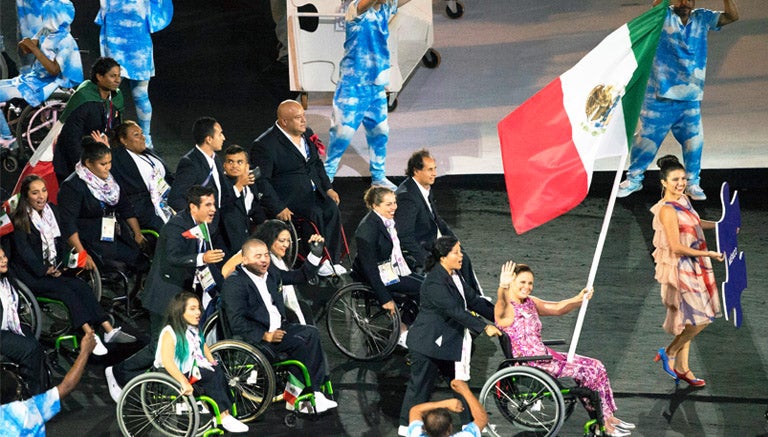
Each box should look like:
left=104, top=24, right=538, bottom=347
left=12, top=121, right=63, bottom=202
left=499, top=2, right=667, bottom=234
left=63, top=248, right=87, bottom=269
left=182, top=222, right=211, bottom=244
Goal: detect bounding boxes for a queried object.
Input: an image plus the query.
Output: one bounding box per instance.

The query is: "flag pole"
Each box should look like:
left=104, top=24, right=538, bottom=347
left=567, top=152, right=628, bottom=362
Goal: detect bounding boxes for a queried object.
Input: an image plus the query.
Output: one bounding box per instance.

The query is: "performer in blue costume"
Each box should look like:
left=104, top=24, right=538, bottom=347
left=325, top=0, right=410, bottom=190
left=0, top=0, right=82, bottom=149
left=617, top=0, right=739, bottom=201
left=95, top=0, right=173, bottom=149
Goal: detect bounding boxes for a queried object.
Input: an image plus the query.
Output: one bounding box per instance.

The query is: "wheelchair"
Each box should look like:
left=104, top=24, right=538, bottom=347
left=324, top=281, right=418, bottom=361
left=478, top=333, right=605, bottom=437
left=202, top=308, right=335, bottom=427
left=285, top=215, right=351, bottom=280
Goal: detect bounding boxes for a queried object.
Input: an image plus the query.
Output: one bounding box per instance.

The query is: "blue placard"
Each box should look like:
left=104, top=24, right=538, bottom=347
left=715, top=182, right=747, bottom=328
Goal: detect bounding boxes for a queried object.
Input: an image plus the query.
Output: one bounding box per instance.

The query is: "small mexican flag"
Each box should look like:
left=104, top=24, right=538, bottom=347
left=498, top=1, right=667, bottom=234
left=182, top=222, right=211, bottom=244
left=0, top=210, right=13, bottom=237
left=283, top=373, right=305, bottom=409
left=64, top=248, right=88, bottom=269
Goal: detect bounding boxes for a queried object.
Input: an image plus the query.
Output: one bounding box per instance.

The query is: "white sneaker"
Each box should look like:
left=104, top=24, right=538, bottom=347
left=397, top=330, right=409, bottom=349
left=104, top=327, right=137, bottom=344
left=372, top=177, right=397, bottom=191
left=220, top=414, right=249, bottom=433
left=398, top=425, right=409, bottom=437
left=616, top=179, right=642, bottom=198
left=313, top=392, right=337, bottom=413
left=93, top=334, right=108, bottom=356
left=685, top=184, right=707, bottom=200
left=105, top=367, right=122, bottom=403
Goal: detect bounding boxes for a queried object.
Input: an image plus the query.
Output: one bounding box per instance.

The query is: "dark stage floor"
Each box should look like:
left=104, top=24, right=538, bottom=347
left=38, top=172, right=768, bottom=437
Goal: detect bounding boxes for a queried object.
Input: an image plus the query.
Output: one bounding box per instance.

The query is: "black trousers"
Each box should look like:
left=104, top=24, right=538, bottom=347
left=27, top=275, right=107, bottom=329
left=398, top=350, right=471, bottom=427
left=262, top=323, right=328, bottom=390
left=113, top=311, right=164, bottom=386
left=194, top=366, right=234, bottom=413
left=0, top=329, right=47, bottom=395
left=292, top=192, right=343, bottom=264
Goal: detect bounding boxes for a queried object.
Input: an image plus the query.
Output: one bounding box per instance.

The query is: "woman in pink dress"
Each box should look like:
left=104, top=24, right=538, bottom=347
left=650, top=155, right=723, bottom=387
left=494, top=261, right=634, bottom=437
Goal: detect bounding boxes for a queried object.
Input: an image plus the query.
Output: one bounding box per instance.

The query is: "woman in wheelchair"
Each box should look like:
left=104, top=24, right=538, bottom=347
left=0, top=248, right=48, bottom=396
left=110, top=120, right=174, bottom=233
left=494, top=262, right=634, bottom=436
left=0, top=0, right=82, bottom=149
left=10, top=174, right=135, bottom=355
left=57, top=137, right=150, bottom=274
left=155, top=292, right=249, bottom=433
left=352, top=187, right=424, bottom=332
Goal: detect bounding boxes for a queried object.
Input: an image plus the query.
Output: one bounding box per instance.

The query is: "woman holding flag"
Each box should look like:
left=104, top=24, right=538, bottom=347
left=651, top=155, right=724, bottom=387
left=9, top=174, right=136, bottom=355
left=154, top=291, right=248, bottom=433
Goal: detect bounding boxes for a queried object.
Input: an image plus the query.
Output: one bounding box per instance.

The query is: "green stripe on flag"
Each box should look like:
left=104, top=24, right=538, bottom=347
left=621, top=0, right=669, bottom=143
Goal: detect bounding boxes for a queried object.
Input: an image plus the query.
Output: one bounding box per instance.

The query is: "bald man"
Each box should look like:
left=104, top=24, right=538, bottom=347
left=221, top=239, right=336, bottom=413
left=251, top=100, right=345, bottom=276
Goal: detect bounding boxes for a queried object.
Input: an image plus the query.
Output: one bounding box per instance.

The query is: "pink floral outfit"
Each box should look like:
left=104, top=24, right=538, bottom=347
left=499, top=298, right=617, bottom=418
left=651, top=196, right=721, bottom=335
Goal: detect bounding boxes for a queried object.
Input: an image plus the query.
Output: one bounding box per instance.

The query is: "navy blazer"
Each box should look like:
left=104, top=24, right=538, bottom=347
left=111, top=145, right=174, bottom=232
left=394, top=177, right=455, bottom=269
left=406, top=265, right=490, bottom=362
left=351, top=211, right=400, bottom=304
left=220, top=175, right=267, bottom=256
left=251, top=125, right=333, bottom=216
left=9, top=204, right=72, bottom=285
left=167, top=147, right=232, bottom=238
left=140, top=210, right=223, bottom=315
left=221, top=263, right=318, bottom=347
left=57, top=174, right=137, bottom=255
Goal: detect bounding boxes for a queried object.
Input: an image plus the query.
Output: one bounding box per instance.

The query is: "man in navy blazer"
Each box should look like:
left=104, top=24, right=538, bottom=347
left=221, top=144, right=267, bottom=257
left=168, top=117, right=233, bottom=253
left=395, top=150, right=486, bottom=299
left=251, top=100, right=345, bottom=276
left=107, top=186, right=226, bottom=396
left=221, top=238, right=336, bottom=412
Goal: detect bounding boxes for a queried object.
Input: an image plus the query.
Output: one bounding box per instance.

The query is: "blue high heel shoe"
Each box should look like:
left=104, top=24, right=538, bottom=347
left=653, top=347, right=678, bottom=380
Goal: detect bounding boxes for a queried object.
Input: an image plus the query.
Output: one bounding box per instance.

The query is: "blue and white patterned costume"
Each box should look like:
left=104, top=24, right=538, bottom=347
left=625, top=6, right=721, bottom=186
left=325, top=0, right=397, bottom=182
left=0, top=0, right=82, bottom=139
left=0, top=387, right=61, bottom=437
left=95, top=0, right=173, bottom=148
left=16, top=0, right=44, bottom=39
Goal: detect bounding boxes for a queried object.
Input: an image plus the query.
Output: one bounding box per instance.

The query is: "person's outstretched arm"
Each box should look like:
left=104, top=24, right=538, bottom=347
left=451, top=379, right=487, bottom=431
left=719, top=0, right=739, bottom=26
left=57, top=332, right=96, bottom=398
left=408, top=398, right=463, bottom=423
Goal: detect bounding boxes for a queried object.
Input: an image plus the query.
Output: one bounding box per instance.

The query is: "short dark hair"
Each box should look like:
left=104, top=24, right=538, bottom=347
left=193, top=117, right=218, bottom=145
left=186, top=185, right=216, bottom=208
left=90, top=57, right=120, bottom=82
left=80, top=136, right=111, bottom=165
left=514, top=263, right=533, bottom=277
left=425, top=235, right=459, bottom=271
left=224, top=144, right=248, bottom=159
left=406, top=149, right=432, bottom=177
left=113, top=120, right=140, bottom=147
left=422, top=408, right=453, bottom=437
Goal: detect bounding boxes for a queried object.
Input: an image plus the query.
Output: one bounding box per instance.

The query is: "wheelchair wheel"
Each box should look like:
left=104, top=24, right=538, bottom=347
left=117, top=372, right=200, bottom=437
left=210, top=340, right=276, bottom=422
left=15, top=96, right=67, bottom=158
left=284, top=220, right=299, bottom=268
left=326, top=283, right=400, bottom=361
left=79, top=265, right=102, bottom=303
left=479, top=366, right=566, bottom=437
left=202, top=311, right=221, bottom=347
left=10, top=278, right=42, bottom=340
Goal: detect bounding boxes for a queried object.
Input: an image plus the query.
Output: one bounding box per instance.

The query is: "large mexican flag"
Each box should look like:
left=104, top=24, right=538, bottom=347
left=499, top=1, right=668, bottom=234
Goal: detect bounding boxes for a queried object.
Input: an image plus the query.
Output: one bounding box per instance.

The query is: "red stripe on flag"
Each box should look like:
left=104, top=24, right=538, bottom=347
left=12, top=161, right=59, bottom=204
left=499, top=78, right=588, bottom=234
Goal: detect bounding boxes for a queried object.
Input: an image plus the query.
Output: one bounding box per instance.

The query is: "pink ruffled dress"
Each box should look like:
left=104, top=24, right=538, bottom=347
left=500, top=298, right=617, bottom=419
left=651, top=196, right=721, bottom=335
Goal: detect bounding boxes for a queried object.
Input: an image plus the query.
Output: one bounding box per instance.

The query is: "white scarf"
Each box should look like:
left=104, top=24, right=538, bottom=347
left=0, top=277, right=23, bottom=335
left=75, top=161, right=120, bottom=206
left=28, top=204, right=61, bottom=265
left=382, top=217, right=412, bottom=278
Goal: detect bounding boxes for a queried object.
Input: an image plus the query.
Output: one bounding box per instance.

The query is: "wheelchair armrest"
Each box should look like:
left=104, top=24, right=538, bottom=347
left=542, top=339, right=566, bottom=346
left=499, top=355, right=553, bottom=368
